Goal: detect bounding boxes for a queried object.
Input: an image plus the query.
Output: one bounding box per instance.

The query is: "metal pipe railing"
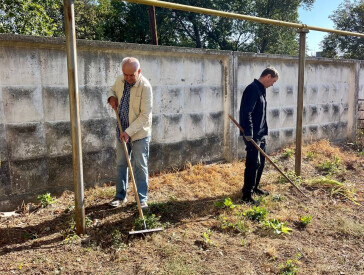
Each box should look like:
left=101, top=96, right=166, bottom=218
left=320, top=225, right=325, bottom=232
left=124, top=0, right=364, bottom=38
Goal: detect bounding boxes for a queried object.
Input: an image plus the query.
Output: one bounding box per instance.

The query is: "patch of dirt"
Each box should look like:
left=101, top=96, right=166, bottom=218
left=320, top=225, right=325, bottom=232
left=0, top=140, right=363, bottom=274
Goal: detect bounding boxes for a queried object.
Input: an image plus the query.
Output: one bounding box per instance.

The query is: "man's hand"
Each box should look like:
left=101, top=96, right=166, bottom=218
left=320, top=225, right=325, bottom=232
left=108, top=96, right=118, bottom=110
left=120, top=132, right=130, bottom=143
left=244, top=136, right=253, bottom=142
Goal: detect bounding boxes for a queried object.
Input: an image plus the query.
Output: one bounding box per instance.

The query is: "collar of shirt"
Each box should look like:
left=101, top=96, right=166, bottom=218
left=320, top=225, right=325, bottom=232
left=253, top=78, right=266, bottom=97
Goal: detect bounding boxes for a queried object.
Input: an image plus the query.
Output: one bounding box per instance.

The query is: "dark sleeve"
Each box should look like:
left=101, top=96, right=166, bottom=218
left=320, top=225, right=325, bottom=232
left=239, top=85, right=258, bottom=137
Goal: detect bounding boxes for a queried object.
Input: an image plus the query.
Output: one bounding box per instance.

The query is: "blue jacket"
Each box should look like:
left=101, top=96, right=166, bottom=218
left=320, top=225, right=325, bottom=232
left=239, top=79, right=268, bottom=140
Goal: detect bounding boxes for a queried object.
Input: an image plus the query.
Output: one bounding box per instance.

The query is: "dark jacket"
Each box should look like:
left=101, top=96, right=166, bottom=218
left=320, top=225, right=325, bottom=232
left=239, top=79, right=268, bottom=140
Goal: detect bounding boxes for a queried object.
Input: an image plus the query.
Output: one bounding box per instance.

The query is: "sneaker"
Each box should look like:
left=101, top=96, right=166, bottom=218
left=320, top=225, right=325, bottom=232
left=140, top=201, right=148, bottom=209
left=109, top=198, right=127, bottom=208
left=253, top=188, right=269, bottom=196
left=241, top=196, right=260, bottom=206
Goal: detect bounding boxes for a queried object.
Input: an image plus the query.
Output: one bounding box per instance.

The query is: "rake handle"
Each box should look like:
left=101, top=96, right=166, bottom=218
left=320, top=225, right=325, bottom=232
left=114, top=108, right=147, bottom=228
left=228, top=114, right=307, bottom=197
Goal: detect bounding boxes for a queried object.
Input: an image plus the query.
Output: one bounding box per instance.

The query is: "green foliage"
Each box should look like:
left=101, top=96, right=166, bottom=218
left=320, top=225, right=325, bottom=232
left=201, top=229, right=216, bottom=247
left=37, top=193, right=55, bottom=208
left=317, top=155, right=341, bottom=174
left=214, top=197, right=237, bottom=209
left=321, top=1, right=364, bottom=60
left=0, top=0, right=61, bottom=36
left=263, top=219, right=292, bottom=235
left=277, top=171, right=300, bottom=185
left=219, top=215, right=247, bottom=233
left=306, top=150, right=315, bottom=161
left=133, top=214, right=162, bottom=231
left=111, top=229, right=127, bottom=249
left=282, top=148, right=295, bottom=158
left=280, top=259, right=299, bottom=275
left=243, top=206, right=268, bottom=221
left=300, top=215, right=312, bottom=226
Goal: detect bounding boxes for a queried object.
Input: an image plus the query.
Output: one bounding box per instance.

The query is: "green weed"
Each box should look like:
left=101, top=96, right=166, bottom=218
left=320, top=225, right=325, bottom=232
left=111, top=229, right=127, bottom=249
left=263, top=219, right=292, bottom=235
left=133, top=214, right=162, bottom=231
left=219, top=215, right=247, bottom=233
left=306, top=150, right=315, bottom=160
left=317, top=155, right=341, bottom=174
left=280, top=259, right=298, bottom=275
left=282, top=148, right=295, bottom=158
left=201, top=229, right=216, bottom=247
left=243, top=206, right=268, bottom=222
left=37, top=193, right=55, bottom=208
left=277, top=171, right=300, bottom=185
left=300, top=215, right=312, bottom=227
left=214, top=197, right=237, bottom=209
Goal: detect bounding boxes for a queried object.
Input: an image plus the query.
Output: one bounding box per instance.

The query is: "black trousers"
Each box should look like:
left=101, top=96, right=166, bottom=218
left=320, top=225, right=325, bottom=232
left=242, top=138, right=266, bottom=197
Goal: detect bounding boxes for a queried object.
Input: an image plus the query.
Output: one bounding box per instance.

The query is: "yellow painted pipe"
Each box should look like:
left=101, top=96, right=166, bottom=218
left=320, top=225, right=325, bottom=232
left=124, top=0, right=364, bottom=38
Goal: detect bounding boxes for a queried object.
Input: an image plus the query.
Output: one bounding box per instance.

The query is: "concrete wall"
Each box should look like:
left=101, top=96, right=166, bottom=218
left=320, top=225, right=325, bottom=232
left=0, top=34, right=362, bottom=210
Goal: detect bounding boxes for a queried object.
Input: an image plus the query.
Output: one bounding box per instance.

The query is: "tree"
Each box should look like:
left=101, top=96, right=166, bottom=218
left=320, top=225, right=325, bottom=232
left=0, top=0, right=60, bottom=36
left=321, top=0, right=364, bottom=60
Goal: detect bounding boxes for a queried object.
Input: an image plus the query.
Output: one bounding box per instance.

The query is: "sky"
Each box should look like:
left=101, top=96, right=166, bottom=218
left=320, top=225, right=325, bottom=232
left=298, top=0, right=343, bottom=56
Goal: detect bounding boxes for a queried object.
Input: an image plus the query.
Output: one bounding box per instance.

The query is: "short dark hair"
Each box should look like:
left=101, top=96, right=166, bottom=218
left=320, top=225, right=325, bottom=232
left=260, top=67, right=279, bottom=78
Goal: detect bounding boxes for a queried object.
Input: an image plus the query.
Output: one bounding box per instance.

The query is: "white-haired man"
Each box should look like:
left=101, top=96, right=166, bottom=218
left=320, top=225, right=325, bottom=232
left=107, top=57, right=153, bottom=209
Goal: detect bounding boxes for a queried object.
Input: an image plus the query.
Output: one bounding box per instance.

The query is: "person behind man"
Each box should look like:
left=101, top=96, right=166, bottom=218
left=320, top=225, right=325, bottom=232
left=107, top=57, right=153, bottom=209
left=239, top=67, right=279, bottom=205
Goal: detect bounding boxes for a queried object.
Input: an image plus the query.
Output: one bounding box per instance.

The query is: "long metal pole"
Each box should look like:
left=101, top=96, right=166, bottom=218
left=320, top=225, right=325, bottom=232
left=64, top=0, right=85, bottom=235
left=295, top=29, right=309, bottom=177
left=148, top=6, right=158, bottom=45
left=123, top=0, right=364, bottom=38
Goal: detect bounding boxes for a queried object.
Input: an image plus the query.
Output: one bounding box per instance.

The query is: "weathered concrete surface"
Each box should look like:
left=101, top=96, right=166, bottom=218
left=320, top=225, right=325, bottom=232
left=0, top=33, right=363, bottom=211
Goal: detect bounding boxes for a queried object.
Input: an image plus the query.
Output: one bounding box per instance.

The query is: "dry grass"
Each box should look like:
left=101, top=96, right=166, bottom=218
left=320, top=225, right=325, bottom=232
left=0, top=140, right=363, bottom=274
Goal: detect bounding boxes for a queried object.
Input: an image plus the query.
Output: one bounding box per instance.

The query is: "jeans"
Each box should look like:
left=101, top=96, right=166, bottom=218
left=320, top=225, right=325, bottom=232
left=115, top=136, right=150, bottom=203
left=242, top=138, right=266, bottom=197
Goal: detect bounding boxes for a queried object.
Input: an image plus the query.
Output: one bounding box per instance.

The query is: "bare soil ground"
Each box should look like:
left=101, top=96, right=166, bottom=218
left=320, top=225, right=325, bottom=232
left=0, top=140, right=363, bottom=275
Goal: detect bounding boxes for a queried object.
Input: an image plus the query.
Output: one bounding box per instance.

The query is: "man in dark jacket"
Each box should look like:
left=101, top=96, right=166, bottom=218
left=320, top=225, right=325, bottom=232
left=239, top=67, right=279, bottom=205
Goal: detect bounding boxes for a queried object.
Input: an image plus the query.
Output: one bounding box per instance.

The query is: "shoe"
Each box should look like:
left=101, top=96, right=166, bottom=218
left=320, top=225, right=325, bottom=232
left=140, top=201, right=148, bottom=209
left=253, top=188, right=269, bottom=196
left=241, top=196, right=260, bottom=206
left=109, top=198, right=127, bottom=208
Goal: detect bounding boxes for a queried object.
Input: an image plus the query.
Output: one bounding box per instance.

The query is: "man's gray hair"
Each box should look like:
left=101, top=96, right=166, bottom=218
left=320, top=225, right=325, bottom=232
left=121, top=57, right=140, bottom=70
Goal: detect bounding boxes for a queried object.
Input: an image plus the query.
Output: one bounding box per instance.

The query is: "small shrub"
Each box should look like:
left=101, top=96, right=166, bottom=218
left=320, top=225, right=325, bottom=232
left=219, top=215, right=247, bottom=233
left=277, top=171, right=300, bottom=185
left=317, top=155, right=341, bottom=174
left=37, top=193, right=55, bottom=208
left=282, top=148, right=295, bottom=158
left=306, top=150, right=315, bottom=161
left=263, top=219, right=292, bottom=235
left=112, top=229, right=127, bottom=249
left=214, top=197, right=236, bottom=209
left=300, top=215, right=312, bottom=227
left=133, top=214, right=162, bottom=231
left=201, top=229, right=216, bottom=247
left=243, top=206, right=268, bottom=222
left=280, top=259, right=298, bottom=275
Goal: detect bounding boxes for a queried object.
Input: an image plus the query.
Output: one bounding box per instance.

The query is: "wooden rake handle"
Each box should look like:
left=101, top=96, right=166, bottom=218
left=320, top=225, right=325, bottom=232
left=228, top=114, right=307, bottom=197
left=114, top=108, right=146, bottom=224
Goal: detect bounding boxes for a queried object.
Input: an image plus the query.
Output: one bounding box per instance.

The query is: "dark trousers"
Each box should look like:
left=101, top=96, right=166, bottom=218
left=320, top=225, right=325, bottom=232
left=242, top=138, right=266, bottom=197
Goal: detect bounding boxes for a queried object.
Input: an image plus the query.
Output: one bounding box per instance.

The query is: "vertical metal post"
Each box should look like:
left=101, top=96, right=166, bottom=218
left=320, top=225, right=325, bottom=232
left=64, top=0, right=85, bottom=235
left=148, top=6, right=158, bottom=45
left=295, top=28, right=309, bottom=176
